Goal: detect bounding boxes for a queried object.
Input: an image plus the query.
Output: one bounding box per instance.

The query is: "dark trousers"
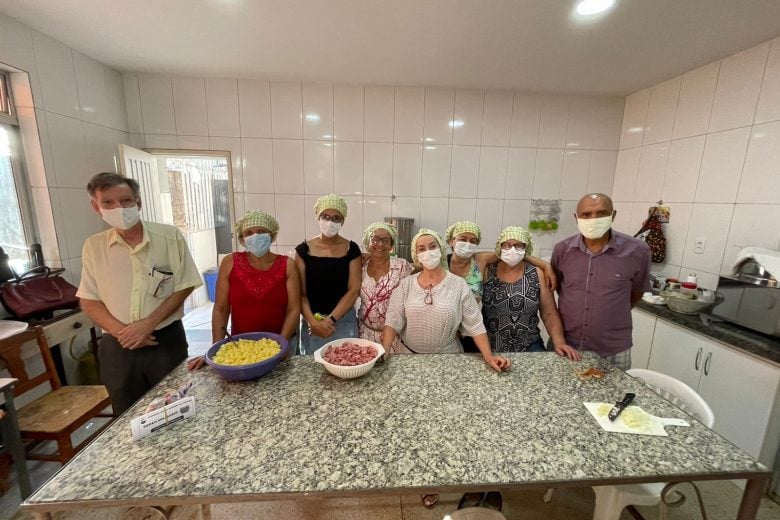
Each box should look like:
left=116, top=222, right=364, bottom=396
left=98, top=320, right=188, bottom=416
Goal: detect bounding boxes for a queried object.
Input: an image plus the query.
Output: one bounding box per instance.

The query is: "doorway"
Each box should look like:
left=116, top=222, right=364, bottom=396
left=118, top=145, right=235, bottom=356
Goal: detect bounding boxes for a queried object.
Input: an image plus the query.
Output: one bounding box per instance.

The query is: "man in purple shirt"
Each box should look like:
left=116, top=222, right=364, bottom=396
left=551, top=193, right=651, bottom=370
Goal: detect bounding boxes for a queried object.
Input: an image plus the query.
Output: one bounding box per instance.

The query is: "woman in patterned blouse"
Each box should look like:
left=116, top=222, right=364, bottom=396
left=382, top=229, right=511, bottom=371
left=482, top=226, right=580, bottom=359
left=357, top=222, right=413, bottom=351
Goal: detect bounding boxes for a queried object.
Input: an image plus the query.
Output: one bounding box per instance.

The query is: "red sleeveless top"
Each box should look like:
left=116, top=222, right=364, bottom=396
left=228, top=252, right=288, bottom=335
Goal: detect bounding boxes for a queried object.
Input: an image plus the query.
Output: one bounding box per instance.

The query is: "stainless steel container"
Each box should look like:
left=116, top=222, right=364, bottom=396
left=712, top=256, right=780, bottom=337
left=384, top=217, right=415, bottom=262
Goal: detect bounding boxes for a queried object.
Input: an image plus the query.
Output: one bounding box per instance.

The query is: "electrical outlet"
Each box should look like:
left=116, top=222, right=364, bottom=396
left=694, top=237, right=706, bottom=254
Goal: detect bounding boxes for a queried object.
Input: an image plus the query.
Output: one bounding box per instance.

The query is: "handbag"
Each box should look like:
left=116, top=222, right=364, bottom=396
left=634, top=209, right=666, bottom=263
left=0, top=266, right=79, bottom=320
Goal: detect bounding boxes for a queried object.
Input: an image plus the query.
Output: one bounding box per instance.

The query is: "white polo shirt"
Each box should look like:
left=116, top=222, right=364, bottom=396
left=77, top=221, right=203, bottom=330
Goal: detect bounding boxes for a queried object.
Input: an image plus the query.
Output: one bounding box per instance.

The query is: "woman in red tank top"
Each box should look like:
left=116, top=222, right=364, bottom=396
left=215, top=210, right=300, bottom=340
left=188, top=210, right=300, bottom=370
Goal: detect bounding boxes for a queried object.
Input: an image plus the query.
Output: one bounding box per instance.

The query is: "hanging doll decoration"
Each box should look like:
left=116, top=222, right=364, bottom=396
left=634, top=203, right=668, bottom=263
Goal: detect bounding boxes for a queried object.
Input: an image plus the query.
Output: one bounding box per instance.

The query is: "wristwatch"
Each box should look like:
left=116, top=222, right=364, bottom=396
left=328, top=314, right=338, bottom=323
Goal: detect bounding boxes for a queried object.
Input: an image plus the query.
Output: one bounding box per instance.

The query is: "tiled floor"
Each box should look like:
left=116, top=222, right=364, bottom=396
left=3, top=480, right=780, bottom=519
left=182, top=302, right=215, bottom=358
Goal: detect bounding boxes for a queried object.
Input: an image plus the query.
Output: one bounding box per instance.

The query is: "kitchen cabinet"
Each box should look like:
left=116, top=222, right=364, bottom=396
left=648, top=319, right=780, bottom=468
left=630, top=308, right=657, bottom=370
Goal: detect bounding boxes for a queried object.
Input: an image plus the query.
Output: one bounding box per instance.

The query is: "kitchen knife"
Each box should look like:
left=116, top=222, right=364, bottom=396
left=608, top=392, right=636, bottom=421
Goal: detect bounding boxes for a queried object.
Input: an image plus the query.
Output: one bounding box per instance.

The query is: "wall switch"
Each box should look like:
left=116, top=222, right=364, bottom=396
left=694, top=237, right=706, bottom=254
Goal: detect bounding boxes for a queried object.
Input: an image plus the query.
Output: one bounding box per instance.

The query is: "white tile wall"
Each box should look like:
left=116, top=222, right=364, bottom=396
left=270, top=82, right=302, bottom=139
left=695, top=127, right=750, bottom=203
left=423, top=88, right=454, bottom=144
left=238, top=79, right=272, bottom=138
left=364, top=86, right=394, bottom=143
left=138, top=74, right=176, bottom=135
left=172, top=77, right=208, bottom=136
left=394, top=87, right=425, bottom=144
left=302, top=83, right=333, bottom=141
left=73, top=52, right=111, bottom=128
left=643, top=77, right=680, bottom=145
left=333, top=85, right=364, bottom=142
left=421, top=145, right=452, bottom=197
left=333, top=141, right=361, bottom=195
left=126, top=73, right=623, bottom=251
left=304, top=140, right=334, bottom=194
left=453, top=89, right=484, bottom=146
left=612, top=37, right=780, bottom=288
left=708, top=43, right=769, bottom=133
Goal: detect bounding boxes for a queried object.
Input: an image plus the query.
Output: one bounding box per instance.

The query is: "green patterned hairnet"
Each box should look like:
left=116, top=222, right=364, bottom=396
left=313, top=194, right=348, bottom=219
left=495, top=226, right=534, bottom=257
left=362, top=222, right=398, bottom=249
left=411, top=228, right=449, bottom=270
left=445, top=221, right=482, bottom=244
left=234, top=210, right=279, bottom=243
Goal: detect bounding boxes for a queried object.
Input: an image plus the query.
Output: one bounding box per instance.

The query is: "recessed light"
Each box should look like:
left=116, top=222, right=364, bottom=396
left=576, top=0, right=615, bottom=16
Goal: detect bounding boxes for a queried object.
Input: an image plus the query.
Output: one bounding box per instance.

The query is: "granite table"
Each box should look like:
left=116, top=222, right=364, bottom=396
left=22, top=353, right=771, bottom=519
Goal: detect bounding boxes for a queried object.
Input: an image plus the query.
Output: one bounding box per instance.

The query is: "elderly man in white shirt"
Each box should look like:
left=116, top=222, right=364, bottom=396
left=78, top=172, right=202, bottom=415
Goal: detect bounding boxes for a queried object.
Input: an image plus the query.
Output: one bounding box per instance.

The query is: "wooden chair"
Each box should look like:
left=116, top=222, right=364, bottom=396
left=0, top=326, right=113, bottom=464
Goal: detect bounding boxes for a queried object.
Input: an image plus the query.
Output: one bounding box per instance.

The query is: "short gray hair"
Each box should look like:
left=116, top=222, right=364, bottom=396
left=86, top=172, right=140, bottom=199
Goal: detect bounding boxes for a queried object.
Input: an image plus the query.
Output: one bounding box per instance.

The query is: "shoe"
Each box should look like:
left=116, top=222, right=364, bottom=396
left=422, top=494, right=439, bottom=509
left=458, top=492, right=486, bottom=510
left=483, top=491, right=503, bottom=511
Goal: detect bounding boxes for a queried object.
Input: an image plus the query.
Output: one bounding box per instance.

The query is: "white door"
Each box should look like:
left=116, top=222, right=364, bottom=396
left=630, top=309, right=657, bottom=370
left=697, top=341, right=780, bottom=465
left=118, top=144, right=163, bottom=223
left=647, top=320, right=703, bottom=390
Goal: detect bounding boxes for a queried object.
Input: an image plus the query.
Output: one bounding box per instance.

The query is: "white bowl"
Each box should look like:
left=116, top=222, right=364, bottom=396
left=313, top=338, right=385, bottom=379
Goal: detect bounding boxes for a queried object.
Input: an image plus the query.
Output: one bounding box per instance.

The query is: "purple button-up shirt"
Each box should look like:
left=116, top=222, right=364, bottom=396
left=551, top=230, right=651, bottom=357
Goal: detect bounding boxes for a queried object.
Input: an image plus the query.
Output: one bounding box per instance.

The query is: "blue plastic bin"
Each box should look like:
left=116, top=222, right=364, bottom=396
left=204, top=268, right=219, bottom=302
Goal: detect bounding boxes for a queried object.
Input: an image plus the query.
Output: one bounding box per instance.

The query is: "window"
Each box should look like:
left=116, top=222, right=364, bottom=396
left=0, top=71, right=33, bottom=274
left=0, top=71, right=13, bottom=119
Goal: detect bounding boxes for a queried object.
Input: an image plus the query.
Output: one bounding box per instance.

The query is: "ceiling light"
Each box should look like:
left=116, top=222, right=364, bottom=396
left=576, top=0, right=615, bottom=16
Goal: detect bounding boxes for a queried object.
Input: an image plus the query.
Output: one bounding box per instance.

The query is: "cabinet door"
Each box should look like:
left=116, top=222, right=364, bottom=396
left=630, top=309, right=657, bottom=370
left=698, top=340, right=780, bottom=465
left=647, top=320, right=703, bottom=390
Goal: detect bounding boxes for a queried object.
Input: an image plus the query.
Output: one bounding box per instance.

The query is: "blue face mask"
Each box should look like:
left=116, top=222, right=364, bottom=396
left=244, top=233, right=272, bottom=257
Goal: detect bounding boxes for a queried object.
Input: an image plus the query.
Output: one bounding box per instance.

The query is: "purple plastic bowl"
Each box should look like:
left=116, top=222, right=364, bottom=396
left=204, top=332, right=290, bottom=381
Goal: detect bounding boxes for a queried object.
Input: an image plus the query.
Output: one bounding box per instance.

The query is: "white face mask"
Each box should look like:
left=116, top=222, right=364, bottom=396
left=319, top=219, right=342, bottom=238
left=101, top=206, right=140, bottom=230
left=501, top=247, right=525, bottom=267
left=453, top=241, right=477, bottom=259
left=417, top=249, right=442, bottom=270
left=577, top=215, right=613, bottom=240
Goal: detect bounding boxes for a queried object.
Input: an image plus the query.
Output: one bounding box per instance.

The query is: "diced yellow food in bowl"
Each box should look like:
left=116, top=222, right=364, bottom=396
left=213, top=338, right=281, bottom=366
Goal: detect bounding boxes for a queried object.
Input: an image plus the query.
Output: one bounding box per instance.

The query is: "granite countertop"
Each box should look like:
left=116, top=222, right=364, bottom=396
left=25, top=352, right=767, bottom=509
left=635, top=301, right=780, bottom=365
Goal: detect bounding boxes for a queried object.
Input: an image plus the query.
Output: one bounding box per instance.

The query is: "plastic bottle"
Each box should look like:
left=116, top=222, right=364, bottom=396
left=681, top=273, right=698, bottom=295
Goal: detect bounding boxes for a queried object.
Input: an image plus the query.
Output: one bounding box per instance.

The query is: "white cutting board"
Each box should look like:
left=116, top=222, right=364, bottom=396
left=584, top=402, right=690, bottom=437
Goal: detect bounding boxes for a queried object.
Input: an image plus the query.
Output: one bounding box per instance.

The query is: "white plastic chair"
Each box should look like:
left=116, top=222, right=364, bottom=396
left=591, top=368, right=715, bottom=520
left=445, top=508, right=507, bottom=520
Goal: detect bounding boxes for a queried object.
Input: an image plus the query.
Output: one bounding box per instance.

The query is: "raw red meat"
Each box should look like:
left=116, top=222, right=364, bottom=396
left=323, top=342, right=378, bottom=366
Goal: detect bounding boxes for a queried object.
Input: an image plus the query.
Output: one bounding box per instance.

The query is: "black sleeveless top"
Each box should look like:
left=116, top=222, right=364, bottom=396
left=295, top=240, right=361, bottom=314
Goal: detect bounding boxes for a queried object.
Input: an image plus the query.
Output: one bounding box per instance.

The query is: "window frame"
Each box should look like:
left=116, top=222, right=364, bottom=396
left=0, top=70, right=37, bottom=270
left=0, top=71, right=17, bottom=125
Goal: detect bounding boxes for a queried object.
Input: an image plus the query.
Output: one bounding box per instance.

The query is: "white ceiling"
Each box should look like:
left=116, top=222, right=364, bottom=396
left=2, top=0, right=780, bottom=95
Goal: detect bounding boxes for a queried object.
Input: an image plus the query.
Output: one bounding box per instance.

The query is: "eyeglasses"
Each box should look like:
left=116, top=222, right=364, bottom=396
left=423, top=284, right=433, bottom=305
left=370, top=236, right=392, bottom=246
left=320, top=214, right=344, bottom=223
left=500, top=243, right=526, bottom=251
